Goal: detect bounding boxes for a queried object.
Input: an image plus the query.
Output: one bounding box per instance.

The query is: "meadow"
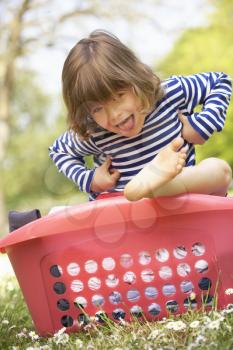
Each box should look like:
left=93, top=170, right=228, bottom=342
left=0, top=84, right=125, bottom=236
left=1, top=2, right=233, bottom=349
left=1, top=268, right=233, bottom=350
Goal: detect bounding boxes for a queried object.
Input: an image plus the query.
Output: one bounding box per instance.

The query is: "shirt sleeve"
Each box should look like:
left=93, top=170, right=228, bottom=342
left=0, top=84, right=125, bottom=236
left=49, top=130, right=101, bottom=193
left=176, top=72, right=232, bottom=140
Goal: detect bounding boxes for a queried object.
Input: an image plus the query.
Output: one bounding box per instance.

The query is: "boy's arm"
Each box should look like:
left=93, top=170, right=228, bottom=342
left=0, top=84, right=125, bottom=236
left=178, top=112, right=205, bottom=145
left=177, top=72, right=232, bottom=141
left=49, top=131, right=99, bottom=194
left=49, top=131, right=120, bottom=194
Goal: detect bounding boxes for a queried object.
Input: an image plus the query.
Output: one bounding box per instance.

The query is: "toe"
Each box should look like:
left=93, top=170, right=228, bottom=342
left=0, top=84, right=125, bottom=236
left=171, top=137, right=184, bottom=151
left=179, top=158, right=186, bottom=166
left=180, top=152, right=187, bottom=159
left=176, top=163, right=183, bottom=172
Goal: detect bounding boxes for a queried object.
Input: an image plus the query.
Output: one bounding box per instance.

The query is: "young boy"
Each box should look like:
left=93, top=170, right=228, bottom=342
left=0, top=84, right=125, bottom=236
left=49, top=30, right=232, bottom=201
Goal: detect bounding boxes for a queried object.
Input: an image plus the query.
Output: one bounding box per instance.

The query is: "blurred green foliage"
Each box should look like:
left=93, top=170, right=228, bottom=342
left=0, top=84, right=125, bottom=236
left=3, top=71, right=83, bottom=214
left=3, top=0, right=232, bottom=213
left=157, top=0, right=233, bottom=164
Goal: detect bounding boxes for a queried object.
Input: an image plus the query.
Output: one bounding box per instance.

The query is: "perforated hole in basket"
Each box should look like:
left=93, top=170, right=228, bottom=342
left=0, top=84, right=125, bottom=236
left=43, top=239, right=218, bottom=329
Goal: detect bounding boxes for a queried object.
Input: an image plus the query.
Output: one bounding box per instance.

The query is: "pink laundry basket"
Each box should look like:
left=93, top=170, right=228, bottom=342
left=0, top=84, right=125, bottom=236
left=1, top=193, right=233, bottom=336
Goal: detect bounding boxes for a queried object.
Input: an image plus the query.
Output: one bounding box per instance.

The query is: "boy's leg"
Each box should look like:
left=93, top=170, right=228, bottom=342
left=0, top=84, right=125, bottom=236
left=135, top=158, right=232, bottom=200
left=150, top=157, right=232, bottom=198
left=124, top=137, right=187, bottom=201
left=124, top=135, right=232, bottom=201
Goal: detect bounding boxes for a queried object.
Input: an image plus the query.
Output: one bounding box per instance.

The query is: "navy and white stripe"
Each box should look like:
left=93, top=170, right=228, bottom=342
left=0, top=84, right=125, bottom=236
left=49, top=72, right=232, bottom=200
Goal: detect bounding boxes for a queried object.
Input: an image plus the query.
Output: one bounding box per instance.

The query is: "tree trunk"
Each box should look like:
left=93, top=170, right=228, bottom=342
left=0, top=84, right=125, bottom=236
left=0, top=0, right=32, bottom=234
left=0, top=87, right=10, bottom=234
left=0, top=181, right=8, bottom=235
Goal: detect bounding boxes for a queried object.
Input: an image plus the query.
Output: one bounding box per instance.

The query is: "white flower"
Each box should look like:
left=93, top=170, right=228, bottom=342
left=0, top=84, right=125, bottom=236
left=9, top=325, right=16, bottom=330
left=53, top=327, right=66, bottom=337
left=54, top=333, right=69, bottom=345
left=165, top=322, right=174, bottom=329
left=196, top=335, right=206, bottom=344
left=148, top=329, right=161, bottom=339
left=39, top=346, right=52, bottom=350
left=202, top=316, right=211, bottom=324
left=207, top=320, right=221, bottom=330
left=16, top=332, right=27, bottom=338
left=211, top=311, right=222, bottom=319
left=2, top=319, right=9, bottom=325
left=52, top=328, right=69, bottom=345
left=174, top=321, right=187, bottom=331
left=75, top=339, right=83, bottom=349
left=165, top=320, right=187, bottom=331
left=187, top=343, right=197, bottom=350
left=189, top=292, right=196, bottom=300
left=29, top=331, right=40, bottom=341
left=189, top=320, right=200, bottom=329
left=223, top=308, right=233, bottom=315
left=225, top=288, right=233, bottom=295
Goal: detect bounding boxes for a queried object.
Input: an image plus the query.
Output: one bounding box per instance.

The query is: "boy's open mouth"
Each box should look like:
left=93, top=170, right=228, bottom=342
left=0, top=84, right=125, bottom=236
left=117, top=114, right=135, bottom=131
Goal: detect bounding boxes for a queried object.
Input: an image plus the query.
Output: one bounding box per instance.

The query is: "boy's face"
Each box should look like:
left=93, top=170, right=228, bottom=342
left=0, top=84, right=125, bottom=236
left=90, top=89, right=147, bottom=137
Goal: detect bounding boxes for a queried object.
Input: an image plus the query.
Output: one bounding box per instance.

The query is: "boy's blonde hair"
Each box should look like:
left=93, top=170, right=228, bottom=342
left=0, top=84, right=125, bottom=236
left=62, top=30, right=164, bottom=138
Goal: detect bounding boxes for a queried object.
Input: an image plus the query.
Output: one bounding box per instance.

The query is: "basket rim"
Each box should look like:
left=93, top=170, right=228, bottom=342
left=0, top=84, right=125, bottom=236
left=0, top=193, right=232, bottom=253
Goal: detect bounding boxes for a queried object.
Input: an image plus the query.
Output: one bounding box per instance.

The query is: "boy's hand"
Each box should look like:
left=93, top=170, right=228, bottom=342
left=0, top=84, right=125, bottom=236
left=178, top=112, right=205, bottom=145
left=90, top=157, right=121, bottom=192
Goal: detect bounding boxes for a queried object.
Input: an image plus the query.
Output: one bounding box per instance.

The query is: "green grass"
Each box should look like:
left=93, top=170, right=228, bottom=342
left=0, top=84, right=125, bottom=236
left=1, top=276, right=233, bottom=350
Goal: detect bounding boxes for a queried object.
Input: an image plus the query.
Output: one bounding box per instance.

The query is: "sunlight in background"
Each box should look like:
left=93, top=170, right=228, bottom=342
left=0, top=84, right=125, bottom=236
left=2, top=0, right=233, bottom=285
left=21, top=0, right=213, bottom=94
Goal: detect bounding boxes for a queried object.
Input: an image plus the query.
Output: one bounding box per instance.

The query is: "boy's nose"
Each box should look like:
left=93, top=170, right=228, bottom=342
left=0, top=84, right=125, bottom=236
left=107, top=105, right=124, bottom=125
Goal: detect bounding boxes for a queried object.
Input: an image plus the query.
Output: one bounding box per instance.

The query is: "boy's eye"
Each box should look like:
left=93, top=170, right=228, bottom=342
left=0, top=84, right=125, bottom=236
left=112, top=92, right=125, bottom=101
left=92, top=106, right=103, bottom=114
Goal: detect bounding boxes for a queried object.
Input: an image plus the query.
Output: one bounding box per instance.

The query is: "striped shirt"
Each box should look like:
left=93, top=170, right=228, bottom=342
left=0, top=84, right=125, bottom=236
left=49, top=72, right=232, bottom=200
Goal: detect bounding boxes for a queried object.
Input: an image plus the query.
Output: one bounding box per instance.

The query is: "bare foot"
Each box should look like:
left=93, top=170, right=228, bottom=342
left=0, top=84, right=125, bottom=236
left=124, top=137, right=187, bottom=201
